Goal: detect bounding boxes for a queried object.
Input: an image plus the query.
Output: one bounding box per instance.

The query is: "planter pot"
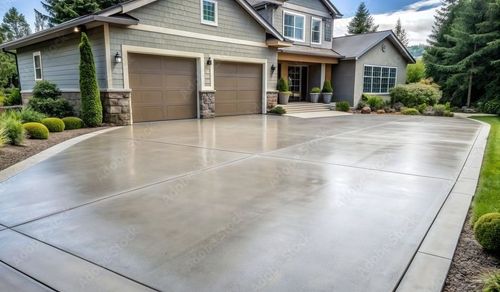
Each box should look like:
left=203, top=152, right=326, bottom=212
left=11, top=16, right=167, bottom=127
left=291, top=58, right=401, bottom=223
left=278, top=92, right=291, bottom=105
left=322, top=93, right=333, bottom=104
left=310, top=93, right=320, bottom=103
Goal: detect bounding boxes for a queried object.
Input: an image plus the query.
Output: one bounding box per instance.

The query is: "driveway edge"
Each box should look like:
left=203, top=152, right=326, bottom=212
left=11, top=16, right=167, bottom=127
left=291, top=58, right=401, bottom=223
left=0, top=127, right=121, bottom=183
left=395, top=118, right=491, bottom=292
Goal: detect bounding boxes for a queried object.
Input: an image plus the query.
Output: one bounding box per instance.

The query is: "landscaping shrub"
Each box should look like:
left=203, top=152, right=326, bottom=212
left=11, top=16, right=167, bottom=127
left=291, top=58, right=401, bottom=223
left=321, top=80, right=333, bottom=93
left=401, top=108, right=420, bottom=115
left=19, top=108, right=46, bottom=123
left=268, top=106, right=286, bottom=115
left=474, top=213, right=500, bottom=252
left=311, top=87, right=321, bottom=93
left=433, top=104, right=447, bottom=116
left=0, top=116, right=25, bottom=145
left=42, top=117, right=65, bottom=132
left=277, top=77, right=290, bottom=92
left=3, top=88, right=22, bottom=106
left=79, top=32, right=103, bottom=127
left=336, top=101, right=350, bottom=112
left=483, top=272, right=500, bottom=292
left=23, top=122, right=49, bottom=139
left=357, top=100, right=368, bottom=110
left=0, top=126, right=7, bottom=147
left=29, top=97, right=74, bottom=118
left=361, top=93, right=369, bottom=102
left=366, top=95, right=384, bottom=110
left=390, top=83, right=442, bottom=107
left=416, top=103, right=428, bottom=114
left=444, top=110, right=454, bottom=117
left=406, top=59, right=426, bottom=83
left=0, top=92, right=4, bottom=106
left=32, top=80, right=62, bottom=99
left=479, top=98, right=500, bottom=115
left=62, top=117, right=84, bottom=130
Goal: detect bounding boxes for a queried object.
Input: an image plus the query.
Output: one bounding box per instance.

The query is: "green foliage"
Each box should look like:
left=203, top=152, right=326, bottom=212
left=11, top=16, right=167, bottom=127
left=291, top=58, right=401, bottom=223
left=0, top=52, right=16, bottom=88
left=347, top=2, right=378, bottom=34
left=79, top=33, right=102, bottom=127
left=1, top=7, right=31, bottom=41
left=3, top=88, right=21, bottom=105
left=479, top=98, right=500, bottom=115
left=321, top=80, right=333, bottom=93
left=311, top=87, right=321, bottom=93
left=41, top=0, right=124, bottom=25
left=444, top=110, right=454, bottom=117
left=482, top=271, right=500, bottom=292
left=42, top=117, right=65, bottom=132
left=394, top=18, right=409, bottom=47
left=23, top=122, right=49, bottom=139
left=29, top=97, right=74, bottom=118
left=0, top=116, right=25, bottom=145
left=366, top=95, right=384, bottom=110
left=0, top=92, right=4, bottom=106
left=433, top=104, right=447, bottom=116
left=336, top=101, right=350, bottom=112
left=474, top=213, right=500, bottom=252
left=268, top=106, right=286, bottom=115
left=62, top=117, right=84, bottom=130
left=416, top=103, right=428, bottom=113
left=361, top=93, right=369, bottom=102
left=0, top=126, right=7, bottom=147
left=390, top=83, right=442, bottom=107
left=277, top=77, right=290, bottom=92
left=19, top=108, right=46, bottom=123
left=407, top=59, right=426, bottom=83
left=401, top=108, right=420, bottom=115
left=32, top=80, right=62, bottom=99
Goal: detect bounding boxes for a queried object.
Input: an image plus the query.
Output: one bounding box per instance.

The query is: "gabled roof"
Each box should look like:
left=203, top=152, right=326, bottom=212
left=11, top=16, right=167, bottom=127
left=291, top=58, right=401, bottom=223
left=1, top=0, right=284, bottom=51
left=249, top=0, right=342, bottom=17
left=332, top=30, right=415, bottom=63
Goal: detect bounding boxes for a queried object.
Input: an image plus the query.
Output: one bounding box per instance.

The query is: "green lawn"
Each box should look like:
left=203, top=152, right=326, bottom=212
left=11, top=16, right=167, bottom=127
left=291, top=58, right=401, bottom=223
left=471, top=116, right=500, bottom=222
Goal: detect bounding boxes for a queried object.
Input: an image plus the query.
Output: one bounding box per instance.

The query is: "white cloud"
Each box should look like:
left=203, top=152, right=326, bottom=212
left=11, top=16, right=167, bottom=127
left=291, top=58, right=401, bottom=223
left=334, top=0, right=442, bottom=46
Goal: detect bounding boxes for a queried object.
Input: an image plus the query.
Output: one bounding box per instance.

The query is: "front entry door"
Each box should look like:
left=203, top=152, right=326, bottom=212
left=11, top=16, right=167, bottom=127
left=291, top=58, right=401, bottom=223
left=288, top=66, right=308, bottom=102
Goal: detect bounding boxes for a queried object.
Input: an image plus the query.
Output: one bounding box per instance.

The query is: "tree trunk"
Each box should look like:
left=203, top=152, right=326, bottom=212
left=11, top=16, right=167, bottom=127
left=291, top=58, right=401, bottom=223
left=467, top=72, right=473, bottom=108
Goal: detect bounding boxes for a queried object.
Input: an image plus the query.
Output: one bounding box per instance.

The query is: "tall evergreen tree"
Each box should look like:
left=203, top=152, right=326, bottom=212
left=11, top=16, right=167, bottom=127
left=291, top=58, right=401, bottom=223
left=394, top=18, right=409, bottom=47
left=79, top=32, right=102, bottom=127
left=1, top=7, right=31, bottom=41
left=347, top=2, right=379, bottom=34
left=41, top=0, right=124, bottom=26
left=34, top=9, right=48, bottom=32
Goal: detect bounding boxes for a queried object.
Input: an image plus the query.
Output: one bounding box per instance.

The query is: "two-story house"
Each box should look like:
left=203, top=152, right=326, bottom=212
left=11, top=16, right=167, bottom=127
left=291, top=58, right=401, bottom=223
left=0, top=0, right=414, bottom=124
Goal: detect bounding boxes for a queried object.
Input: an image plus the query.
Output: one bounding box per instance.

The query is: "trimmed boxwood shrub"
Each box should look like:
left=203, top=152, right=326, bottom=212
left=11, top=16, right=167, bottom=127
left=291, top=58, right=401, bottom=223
left=390, top=83, right=442, bottom=107
left=336, top=101, right=350, bottom=112
left=62, top=117, right=84, bottom=130
left=474, top=213, right=500, bottom=252
left=311, top=87, right=321, bottom=93
left=42, top=117, right=65, bottom=132
left=322, top=80, right=333, bottom=93
left=277, top=77, right=290, bottom=93
left=23, top=122, right=49, bottom=139
left=0, top=116, right=25, bottom=145
left=401, top=108, right=420, bottom=115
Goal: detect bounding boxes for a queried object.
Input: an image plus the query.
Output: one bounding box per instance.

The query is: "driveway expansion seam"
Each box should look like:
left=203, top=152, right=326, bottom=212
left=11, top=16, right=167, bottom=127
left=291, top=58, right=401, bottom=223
left=393, top=118, right=489, bottom=292
left=418, top=251, right=453, bottom=261
left=8, top=154, right=254, bottom=229
left=0, top=259, right=57, bottom=292
left=0, top=127, right=121, bottom=183
left=7, top=229, right=160, bottom=292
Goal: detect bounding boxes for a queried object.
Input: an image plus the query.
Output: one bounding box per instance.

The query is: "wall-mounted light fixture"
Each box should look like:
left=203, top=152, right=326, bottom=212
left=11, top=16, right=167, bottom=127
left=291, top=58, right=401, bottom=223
left=114, top=52, right=122, bottom=63
left=271, top=64, right=276, bottom=74
left=73, top=27, right=81, bottom=33
left=206, top=57, right=213, bottom=66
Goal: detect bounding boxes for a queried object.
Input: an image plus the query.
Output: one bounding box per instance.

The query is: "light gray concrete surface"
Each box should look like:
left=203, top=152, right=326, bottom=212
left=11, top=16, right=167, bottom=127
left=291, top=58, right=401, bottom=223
left=0, top=262, right=53, bottom=292
left=396, top=252, right=451, bottom=292
left=0, top=115, right=483, bottom=291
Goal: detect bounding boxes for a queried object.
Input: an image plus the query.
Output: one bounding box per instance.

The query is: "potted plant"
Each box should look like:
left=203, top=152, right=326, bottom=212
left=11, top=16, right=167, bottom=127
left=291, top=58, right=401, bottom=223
left=321, top=80, right=333, bottom=104
left=310, top=87, right=321, bottom=103
left=277, top=77, right=292, bottom=105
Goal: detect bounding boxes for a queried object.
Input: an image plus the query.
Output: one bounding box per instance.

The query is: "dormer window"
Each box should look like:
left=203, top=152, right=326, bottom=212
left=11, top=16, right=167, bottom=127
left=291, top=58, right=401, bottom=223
left=201, top=0, right=217, bottom=26
left=311, top=17, right=322, bottom=44
left=283, top=11, right=305, bottom=42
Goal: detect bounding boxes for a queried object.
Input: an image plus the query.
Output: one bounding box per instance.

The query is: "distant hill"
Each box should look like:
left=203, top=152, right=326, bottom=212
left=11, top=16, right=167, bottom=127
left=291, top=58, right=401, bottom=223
left=408, top=44, right=427, bottom=59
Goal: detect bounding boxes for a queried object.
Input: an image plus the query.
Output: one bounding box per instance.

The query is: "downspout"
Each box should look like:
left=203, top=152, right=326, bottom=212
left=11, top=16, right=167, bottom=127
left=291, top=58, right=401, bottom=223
left=2, top=48, right=20, bottom=90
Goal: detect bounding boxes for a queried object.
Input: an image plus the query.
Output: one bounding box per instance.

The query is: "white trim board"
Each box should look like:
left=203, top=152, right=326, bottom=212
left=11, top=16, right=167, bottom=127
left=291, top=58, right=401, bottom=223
left=128, top=24, right=268, bottom=48
left=103, top=24, right=113, bottom=89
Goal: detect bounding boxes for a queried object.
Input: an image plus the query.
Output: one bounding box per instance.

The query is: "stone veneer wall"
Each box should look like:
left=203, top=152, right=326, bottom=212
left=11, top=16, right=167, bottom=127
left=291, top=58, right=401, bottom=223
left=200, top=90, right=216, bottom=119
left=266, top=91, right=278, bottom=110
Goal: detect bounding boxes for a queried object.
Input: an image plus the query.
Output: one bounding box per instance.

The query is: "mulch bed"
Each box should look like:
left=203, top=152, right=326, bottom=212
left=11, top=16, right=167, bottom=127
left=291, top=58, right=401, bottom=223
left=443, top=211, right=500, bottom=292
left=0, top=127, right=108, bottom=171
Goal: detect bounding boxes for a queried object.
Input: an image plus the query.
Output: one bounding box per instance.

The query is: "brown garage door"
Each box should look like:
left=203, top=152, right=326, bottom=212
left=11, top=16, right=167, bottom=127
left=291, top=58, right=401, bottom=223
left=214, top=62, right=262, bottom=116
left=129, top=53, right=197, bottom=122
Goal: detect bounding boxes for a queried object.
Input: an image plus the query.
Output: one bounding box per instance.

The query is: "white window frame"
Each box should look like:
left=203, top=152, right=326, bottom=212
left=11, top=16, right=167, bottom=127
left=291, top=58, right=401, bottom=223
left=33, top=51, right=43, bottom=81
left=283, top=11, right=305, bottom=42
left=200, top=0, right=218, bottom=26
left=363, top=64, right=398, bottom=94
left=311, top=17, right=322, bottom=45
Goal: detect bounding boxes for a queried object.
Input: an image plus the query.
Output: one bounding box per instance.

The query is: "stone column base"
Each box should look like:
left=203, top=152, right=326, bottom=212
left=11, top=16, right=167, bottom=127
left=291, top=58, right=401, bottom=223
left=101, top=90, right=131, bottom=126
left=266, top=91, right=278, bottom=111
left=200, top=90, right=216, bottom=119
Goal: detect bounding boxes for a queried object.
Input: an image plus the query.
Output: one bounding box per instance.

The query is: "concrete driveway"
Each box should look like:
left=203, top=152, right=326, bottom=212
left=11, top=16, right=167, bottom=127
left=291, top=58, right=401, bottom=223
left=0, top=115, right=481, bottom=291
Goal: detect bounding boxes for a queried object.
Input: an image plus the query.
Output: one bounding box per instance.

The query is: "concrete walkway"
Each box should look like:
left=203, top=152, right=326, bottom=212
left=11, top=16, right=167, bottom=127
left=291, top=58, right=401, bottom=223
left=0, top=115, right=484, bottom=291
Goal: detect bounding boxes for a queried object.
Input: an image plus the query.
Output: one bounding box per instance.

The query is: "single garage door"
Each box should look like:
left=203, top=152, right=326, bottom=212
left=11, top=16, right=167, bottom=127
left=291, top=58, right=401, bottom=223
left=214, top=62, right=262, bottom=116
left=129, top=53, right=197, bottom=122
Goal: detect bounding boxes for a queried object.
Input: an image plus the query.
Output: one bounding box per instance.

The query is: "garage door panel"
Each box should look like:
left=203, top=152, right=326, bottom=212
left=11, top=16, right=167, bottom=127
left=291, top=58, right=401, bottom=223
left=214, top=61, right=262, bottom=117
left=129, top=53, right=197, bottom=122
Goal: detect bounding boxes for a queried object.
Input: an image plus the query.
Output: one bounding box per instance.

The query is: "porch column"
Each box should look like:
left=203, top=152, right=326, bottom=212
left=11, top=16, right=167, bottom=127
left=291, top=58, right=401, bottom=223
left=325, top=64, right=332, bottom=82
left=280, top=62, right=288, bottom=80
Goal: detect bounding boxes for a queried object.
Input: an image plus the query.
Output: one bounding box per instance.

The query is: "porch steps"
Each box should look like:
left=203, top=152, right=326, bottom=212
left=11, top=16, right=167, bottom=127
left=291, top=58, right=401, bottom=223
left=279, top=102, right=334, bottom=114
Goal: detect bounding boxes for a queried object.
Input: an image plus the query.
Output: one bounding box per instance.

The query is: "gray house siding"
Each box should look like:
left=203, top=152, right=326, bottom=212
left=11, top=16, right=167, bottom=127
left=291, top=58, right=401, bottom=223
left=332, top=60, right=356, bottom=105
left=17, top=27, right=106, bottom=92
left=287, top=0, right=329, bottom=12
left=353, top=39, right=408, bottom=106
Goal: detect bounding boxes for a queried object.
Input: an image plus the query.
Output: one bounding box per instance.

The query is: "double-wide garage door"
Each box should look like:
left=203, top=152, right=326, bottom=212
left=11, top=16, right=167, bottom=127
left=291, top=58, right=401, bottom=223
left=129, top=53, right=197, bottom=122
left=129, top=54, right=263, bottom=122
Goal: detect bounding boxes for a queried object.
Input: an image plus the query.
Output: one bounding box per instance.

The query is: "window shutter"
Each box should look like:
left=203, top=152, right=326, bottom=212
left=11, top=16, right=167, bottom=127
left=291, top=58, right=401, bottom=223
left=324, top=19, right=332, bottom=42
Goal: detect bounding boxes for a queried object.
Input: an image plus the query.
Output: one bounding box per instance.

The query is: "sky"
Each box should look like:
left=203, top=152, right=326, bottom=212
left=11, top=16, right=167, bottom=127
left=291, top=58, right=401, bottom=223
left=0, top=0, right=440, bottom=46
